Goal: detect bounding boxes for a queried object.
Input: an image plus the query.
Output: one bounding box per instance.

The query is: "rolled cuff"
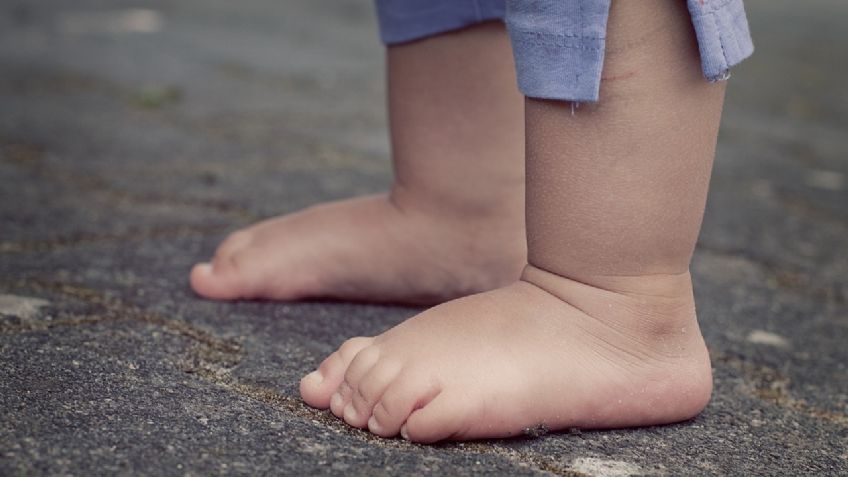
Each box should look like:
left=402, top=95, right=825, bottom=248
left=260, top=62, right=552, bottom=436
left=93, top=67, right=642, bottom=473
left=688, top=0, right=755, bottom=81
left=505, top=0, right=611, bottom=102
left=507, top=29, right=607, bottom=102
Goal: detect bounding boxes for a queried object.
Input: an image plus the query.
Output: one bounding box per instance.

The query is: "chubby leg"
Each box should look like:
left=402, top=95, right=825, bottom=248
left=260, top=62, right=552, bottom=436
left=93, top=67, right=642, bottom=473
left=191, top=22, right=525, bottom=305
left=302, top=0, right=725, bottom=441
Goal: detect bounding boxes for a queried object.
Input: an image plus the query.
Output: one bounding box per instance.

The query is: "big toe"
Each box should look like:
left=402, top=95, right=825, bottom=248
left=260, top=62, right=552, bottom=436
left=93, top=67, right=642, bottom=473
left=190, top=229, right=260, bottom=300
left=189, top=260, right=248, bottom=300
left=300, top=337, right=374, bottom=409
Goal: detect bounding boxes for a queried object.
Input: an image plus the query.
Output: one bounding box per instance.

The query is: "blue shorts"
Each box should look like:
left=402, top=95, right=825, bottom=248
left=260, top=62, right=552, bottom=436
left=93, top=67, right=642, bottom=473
left=375, top=0, right=754, bottom=102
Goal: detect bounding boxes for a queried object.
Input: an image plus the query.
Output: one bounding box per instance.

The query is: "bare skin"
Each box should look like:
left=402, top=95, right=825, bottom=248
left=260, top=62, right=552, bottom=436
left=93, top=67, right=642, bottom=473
left=190, top=22, right=526, bottom=305
left=301, top=0, right=725, bottom=442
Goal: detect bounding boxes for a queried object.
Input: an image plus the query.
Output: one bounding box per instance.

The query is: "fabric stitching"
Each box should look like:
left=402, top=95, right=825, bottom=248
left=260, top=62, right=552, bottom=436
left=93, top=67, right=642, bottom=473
left=511, top=36, right=604, bottom=51
left=710, top=11, right=729, bottom=76
left=507, top=27, right=604, bottom=40
left=577, top=0, right=583, bottom=86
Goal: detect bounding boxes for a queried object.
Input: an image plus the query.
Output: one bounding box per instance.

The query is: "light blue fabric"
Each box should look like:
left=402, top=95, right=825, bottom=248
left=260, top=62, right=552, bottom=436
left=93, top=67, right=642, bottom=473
left=505, top=0, right=610, bottom=102
left=688, top=0, right=755, bottom=83
left=375, top=0, right=754, bottom=102
left=375, top=0, right=506, bottom=44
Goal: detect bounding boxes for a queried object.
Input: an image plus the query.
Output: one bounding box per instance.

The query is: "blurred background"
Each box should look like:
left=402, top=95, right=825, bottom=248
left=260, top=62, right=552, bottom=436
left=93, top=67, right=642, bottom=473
left=1, top=1, right=846, bottom=475
left=1, top=0, right=845, bottom=248
left=0, top=0, right=845, bottom=263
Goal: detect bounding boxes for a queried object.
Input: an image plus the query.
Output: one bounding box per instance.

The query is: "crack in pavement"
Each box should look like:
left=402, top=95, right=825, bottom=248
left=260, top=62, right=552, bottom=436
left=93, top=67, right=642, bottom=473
left=13, top=277, right=840, bottom=472
left=2, top=259, right=843, bottom=472
left=0, top=279, right=585, bottom=475
left=178, top=333, right=579, bottom=476
left=0, top=280, right=240, bottom=357
left=14, top=277, right=840, bottom=473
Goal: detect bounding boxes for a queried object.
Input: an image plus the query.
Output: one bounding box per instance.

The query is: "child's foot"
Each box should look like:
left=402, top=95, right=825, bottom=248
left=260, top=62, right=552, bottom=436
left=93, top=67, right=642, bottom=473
left=300, top=265, right=713, bottom=442
left=190, top=192, right=525, bottom=305
left=191, top=22, right=526, bottom=305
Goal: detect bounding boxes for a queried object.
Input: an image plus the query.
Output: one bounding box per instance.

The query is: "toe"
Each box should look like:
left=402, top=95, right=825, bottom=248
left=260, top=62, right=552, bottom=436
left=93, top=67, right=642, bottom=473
left=331, top=381, right=353, bottom=417
left=343, top=345, right=381, bottom=389
left=351, top=362, right=401, bottom=437
left=215, top=230, right=254, bottom=258
left=337, top=346, right=382, bottom=428
left=402, top=391, right=469, bottom=443
left=347, top=360, right=401, bottom=429
left=190, top=229, right=256, bottom=299
left=190, top=249, right=253, bottom=300
left=300, top=337, right=373, bottom=409
left=368, top=372, right=440, bottom=438
left=189, top=261, right=237, bottom=300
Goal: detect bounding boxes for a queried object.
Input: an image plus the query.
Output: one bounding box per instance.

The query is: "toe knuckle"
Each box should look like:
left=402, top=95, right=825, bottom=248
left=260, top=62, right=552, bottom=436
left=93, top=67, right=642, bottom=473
left=210, top=251, right=231, bottom=270
left=318, top=352, right=342, bottom=374
left=214, top=251, right=246, bottom=275
left=358, top=375, right=387, bottom=404
left=338, top=337, right=367, bottom=359
left=338, top=338, right=358, bottom=354
left=337, top=381, right=352, bottom=396
left=359, top=345, right=381, bottom=361
left=229, top=250, right=248, bottom=269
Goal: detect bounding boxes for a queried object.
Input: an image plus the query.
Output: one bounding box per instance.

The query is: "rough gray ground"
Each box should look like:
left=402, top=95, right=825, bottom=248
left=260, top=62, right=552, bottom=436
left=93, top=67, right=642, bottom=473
left=1, top=0, right=846, bottom=475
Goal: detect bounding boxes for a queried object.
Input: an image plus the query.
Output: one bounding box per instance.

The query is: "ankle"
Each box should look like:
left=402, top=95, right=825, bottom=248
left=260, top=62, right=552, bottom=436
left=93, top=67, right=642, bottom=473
left=521, top=264, right=701, bottom=342
left=389, top=177, right=524, bottom=225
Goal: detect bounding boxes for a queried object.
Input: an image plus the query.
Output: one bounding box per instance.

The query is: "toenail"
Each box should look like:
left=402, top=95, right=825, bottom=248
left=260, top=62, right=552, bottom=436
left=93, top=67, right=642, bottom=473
left=303, top=370, right=323, bottom=385
left=343, top=403, right=358, bottom=423
left=400, top=424, right=410, bottom=440
left=330, top=392, right=343, bottom=409
left=367, top=416, right=382, bottom=434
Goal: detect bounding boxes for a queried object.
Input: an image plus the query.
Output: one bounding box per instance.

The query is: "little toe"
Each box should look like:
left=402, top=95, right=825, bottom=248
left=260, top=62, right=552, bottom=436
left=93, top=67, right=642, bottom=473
left=368, top=373, right=440, bottom=438
left=402, top=391, right=469, bottom=443
left=300, top=337, right=373, bottom=409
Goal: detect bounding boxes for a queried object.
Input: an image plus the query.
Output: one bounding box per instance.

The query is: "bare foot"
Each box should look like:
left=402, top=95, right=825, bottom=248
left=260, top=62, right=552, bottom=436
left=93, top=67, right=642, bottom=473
left=190, top=192, right=525, bottom=305
left=191, top=22, right=526, bottom=304
left=300, top=265, right=712, bottom=442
